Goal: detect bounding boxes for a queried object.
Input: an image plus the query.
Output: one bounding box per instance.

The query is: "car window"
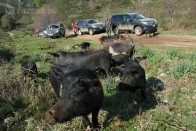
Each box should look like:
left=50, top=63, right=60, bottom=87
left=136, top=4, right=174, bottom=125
left=89, top=20, right=98, bottom=24
left=118, top=15, right=124, bottom=23
left=125, top=15, right=131, bottom=21
left=112, top=16, right=119, bottom=23
left=134, top=14, right=145, bottom=20
left=78, top=21, right=87, bottom=27
left=50, top=25, right=60, bottom=29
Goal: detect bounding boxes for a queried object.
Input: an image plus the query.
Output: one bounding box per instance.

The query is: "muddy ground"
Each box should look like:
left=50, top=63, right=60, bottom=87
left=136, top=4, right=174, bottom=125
left=70, top=32, right=196, bottom=48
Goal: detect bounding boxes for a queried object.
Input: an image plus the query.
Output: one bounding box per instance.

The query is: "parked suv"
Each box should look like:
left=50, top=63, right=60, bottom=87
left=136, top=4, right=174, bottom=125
left=43, top=23, right=65, bottom=38
left=77, top=19, right=105, bottom=35
left=111, top=13, right=158, bottom=36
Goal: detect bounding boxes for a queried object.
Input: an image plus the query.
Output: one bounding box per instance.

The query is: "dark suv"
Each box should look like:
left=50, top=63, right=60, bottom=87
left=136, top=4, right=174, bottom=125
left=77, top=19, right=105, bottom=35
left=111, top=13, right=158, bottom=36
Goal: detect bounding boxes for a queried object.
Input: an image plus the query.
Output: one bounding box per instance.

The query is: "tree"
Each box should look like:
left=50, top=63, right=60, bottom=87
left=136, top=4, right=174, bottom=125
left=32, top=4, right=60, bottom=28
left=161, top=0, right=179, bottom=23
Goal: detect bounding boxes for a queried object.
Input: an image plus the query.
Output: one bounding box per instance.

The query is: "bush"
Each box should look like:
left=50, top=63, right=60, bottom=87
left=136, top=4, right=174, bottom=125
left=1, top=15, right=13, bottom=30
left=19, top=15, right=33, bottom=26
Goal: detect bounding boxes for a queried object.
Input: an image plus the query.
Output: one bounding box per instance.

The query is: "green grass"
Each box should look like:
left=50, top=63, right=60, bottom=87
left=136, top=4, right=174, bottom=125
left=0, top=29, right=196, bottom=131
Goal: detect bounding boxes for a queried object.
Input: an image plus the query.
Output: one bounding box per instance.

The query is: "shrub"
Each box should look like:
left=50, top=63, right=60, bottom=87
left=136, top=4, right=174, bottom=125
left=0, top=48, right=15, bottom=62
left=19, top=15, right=33, bottom=26
left=1, top=15, right=13, bottom=30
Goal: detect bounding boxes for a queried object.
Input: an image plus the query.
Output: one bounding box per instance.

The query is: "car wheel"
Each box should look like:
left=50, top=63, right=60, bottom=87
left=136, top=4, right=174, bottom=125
left=78, top=30, right=82, bottom=35
left=134, top=26, right=143, bottom=36
left=113, top=26, right=119, bottom=35
left=89, top=29, right=94, bottom=35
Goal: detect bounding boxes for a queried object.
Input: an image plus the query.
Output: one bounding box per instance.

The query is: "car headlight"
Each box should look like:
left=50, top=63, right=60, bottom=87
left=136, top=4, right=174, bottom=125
left=92, top=25, right=96, bottom=28
left=43, top=30, right=47, bottom=34
left=55, top=30, right=59, bottom=33
left=142, top=21, right=148, bottom=25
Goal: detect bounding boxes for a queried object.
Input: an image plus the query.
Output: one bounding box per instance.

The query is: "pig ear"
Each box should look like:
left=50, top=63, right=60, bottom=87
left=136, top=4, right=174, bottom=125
left=79, top=78, right=100, bottom=87
left=48, top=52, right=60, bottom=57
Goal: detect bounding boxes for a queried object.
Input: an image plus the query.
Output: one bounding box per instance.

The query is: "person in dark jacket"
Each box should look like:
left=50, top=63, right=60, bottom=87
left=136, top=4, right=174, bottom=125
left=105, top=17, right=111, bottom=37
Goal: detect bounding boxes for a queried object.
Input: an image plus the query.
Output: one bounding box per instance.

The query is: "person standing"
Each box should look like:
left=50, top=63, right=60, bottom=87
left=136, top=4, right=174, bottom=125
left=71, top=21, right=77, bottom=35
left=105, top=17, right=111, bottom=37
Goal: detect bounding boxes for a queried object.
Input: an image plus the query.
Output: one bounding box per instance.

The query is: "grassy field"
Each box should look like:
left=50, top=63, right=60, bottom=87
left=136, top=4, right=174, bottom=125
left=0, top=29, right=196, bottom=131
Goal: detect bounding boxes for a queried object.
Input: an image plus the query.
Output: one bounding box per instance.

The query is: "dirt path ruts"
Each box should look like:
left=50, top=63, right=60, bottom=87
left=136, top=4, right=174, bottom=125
left=72, top=32, right=196, bottom=48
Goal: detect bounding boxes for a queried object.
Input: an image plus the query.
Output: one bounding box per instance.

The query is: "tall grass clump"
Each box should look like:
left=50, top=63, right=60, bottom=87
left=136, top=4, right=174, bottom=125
left=103, top=76, right=118, bottom=94
left=140, top=47, right=155, bottom=59
left=171, top=61, right=195, bottom=79
left=166, top=48, right=181, bottom=59
left=148, top=53, right=165, bottom=67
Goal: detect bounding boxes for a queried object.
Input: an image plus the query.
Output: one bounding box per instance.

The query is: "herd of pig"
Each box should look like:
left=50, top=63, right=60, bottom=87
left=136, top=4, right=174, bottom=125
left=21, top=42, right=146, bottom=130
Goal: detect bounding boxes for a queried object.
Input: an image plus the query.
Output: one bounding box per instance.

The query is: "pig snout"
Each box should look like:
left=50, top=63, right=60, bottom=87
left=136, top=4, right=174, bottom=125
left=117, top=82, right=130, bottom=91
left=46, top=101, right=66, bottom=123
left=46, top=109, right=59, bottom=124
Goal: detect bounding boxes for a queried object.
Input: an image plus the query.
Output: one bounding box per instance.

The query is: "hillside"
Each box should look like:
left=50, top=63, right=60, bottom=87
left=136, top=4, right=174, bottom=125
left=0, top=0, right=196, bottom=30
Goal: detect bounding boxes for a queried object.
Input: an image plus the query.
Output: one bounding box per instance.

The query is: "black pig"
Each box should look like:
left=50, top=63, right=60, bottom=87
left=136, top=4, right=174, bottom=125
left=48, top=64, right=80, bottom=98
left=21, top=61, right=38, bottom=82
left=117, top=61, right=146, bottom=101
left=104, top=43, right=135, bottom=59
left=111, top=54, right=129, bottom=67
left=46, top=67, right=104, bottom=129
left=72, top=42, right=91, bottom=51
left=48, top=49, right=112, bottom=76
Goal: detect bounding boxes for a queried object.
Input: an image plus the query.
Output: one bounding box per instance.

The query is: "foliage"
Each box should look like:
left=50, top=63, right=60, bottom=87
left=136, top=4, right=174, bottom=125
left=19, top=15, right=33, bottom=26
left=103, top=76, right=118, bottom=94
left=148, top=53, right=164, bottom=67
left=140, top=47, right=155, bottom=59
left=0, top=28, right=196, bottom=130
left=171, top=61, right=195, bottom=79
left=34, top=0, right=46, bottom=7
left=1, top=15, right=13, bottom=30
left=32, top=4, right=60, bottom=28
left=166, top=48, right=180, bottom=59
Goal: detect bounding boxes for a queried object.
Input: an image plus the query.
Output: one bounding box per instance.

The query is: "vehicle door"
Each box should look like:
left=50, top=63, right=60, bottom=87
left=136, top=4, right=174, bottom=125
left=125, top=15, right=134, bottom=30
left=118, top=15, right=127, bottom=30
left=128, top=14, right=138, bottom=30
left=80, top=21, right=88, bottom=32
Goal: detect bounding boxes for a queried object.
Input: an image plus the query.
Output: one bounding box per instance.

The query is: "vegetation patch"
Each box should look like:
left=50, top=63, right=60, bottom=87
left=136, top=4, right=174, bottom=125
left=0, top=28, right=195, bottom=131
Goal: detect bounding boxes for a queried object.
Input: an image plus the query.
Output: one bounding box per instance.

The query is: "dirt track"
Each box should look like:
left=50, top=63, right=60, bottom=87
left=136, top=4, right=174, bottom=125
left=72, top=32, right=196, bottom=48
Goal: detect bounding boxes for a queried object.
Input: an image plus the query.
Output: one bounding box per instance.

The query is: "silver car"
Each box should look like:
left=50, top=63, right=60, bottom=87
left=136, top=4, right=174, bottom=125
left=43, top=23, right=65, bottom=38
left=77, top=19, right=105, bottom=35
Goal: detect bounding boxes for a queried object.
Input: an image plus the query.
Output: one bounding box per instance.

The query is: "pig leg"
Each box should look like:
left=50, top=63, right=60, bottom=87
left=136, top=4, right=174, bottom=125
left=141, top=86, right=147, bottom=101
left=92, top=108, right=100, bottom=128
left=82, top=115, right=92, bottom=128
